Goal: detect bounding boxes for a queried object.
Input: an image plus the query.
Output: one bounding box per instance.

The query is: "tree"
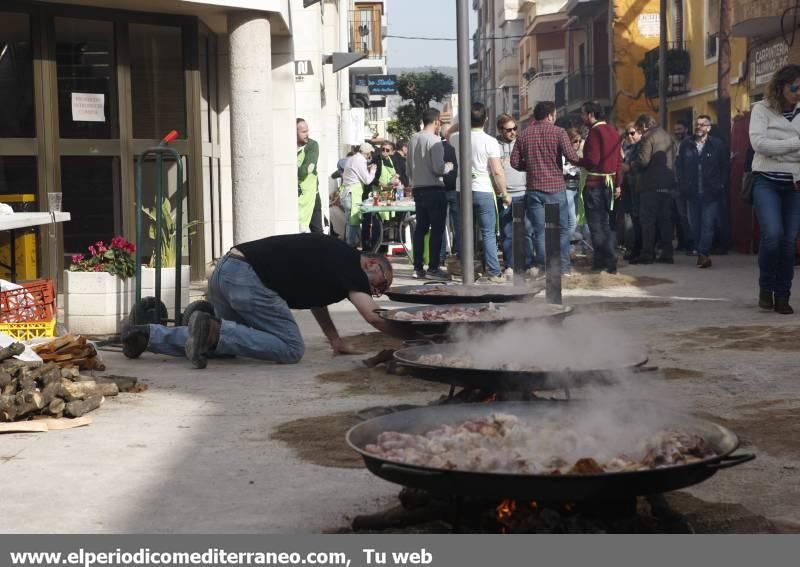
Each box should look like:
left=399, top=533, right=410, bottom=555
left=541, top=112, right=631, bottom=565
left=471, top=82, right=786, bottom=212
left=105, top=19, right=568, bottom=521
left=388, top=69, right=454, bottom=140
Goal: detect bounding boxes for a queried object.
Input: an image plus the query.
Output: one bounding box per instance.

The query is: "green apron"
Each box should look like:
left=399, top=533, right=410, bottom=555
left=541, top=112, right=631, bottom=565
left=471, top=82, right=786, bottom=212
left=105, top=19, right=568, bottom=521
left=343, top=182, right=364, bottom=226
left=577, top=171, right=615, bottom=226
left=297, top=145, right=318, bottom=228
left=377, top=159, right=397, bottom=221
left=575, top=122, right=615, bottom=226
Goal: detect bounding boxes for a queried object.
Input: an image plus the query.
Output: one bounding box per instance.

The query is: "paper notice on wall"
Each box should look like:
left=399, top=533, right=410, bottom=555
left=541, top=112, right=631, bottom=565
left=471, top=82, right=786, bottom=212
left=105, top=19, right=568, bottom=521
left=71, top=92, right=105, bottom=122
left=637, top=13, right=660, bottom=38
left=342, top=108, right=367, bottom=146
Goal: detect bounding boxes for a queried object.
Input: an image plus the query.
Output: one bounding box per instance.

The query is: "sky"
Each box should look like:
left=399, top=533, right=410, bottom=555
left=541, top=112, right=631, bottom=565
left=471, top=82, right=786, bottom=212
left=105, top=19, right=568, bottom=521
left=386, top=0, right=478, bottom=68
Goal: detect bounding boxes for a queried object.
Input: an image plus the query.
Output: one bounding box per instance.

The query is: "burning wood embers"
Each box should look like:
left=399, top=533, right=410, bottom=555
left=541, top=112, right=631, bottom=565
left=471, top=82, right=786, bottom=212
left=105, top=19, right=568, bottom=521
left=347, top=489, right=691, bottom=534
left=0, top=337, right=143, bottom=423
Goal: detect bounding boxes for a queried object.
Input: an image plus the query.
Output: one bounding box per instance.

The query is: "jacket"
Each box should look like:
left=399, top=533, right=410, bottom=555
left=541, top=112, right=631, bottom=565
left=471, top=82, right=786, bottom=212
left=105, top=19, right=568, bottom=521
left=634, top=126, right=676, bottom=192
left=675, top=136, right=728, bottom=198
left=749, top=100, right=800, bottom=180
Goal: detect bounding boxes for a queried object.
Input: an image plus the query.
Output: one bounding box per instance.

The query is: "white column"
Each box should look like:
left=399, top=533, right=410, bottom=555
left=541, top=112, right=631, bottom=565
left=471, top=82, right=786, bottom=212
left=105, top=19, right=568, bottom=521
left=270, top=35, right=299, bottom=235
left=228, top=12, right=273, bottom=243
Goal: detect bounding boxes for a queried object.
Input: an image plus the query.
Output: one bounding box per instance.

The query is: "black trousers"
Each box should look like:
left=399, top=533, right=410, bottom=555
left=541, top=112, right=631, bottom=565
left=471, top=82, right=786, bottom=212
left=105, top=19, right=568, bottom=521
left=639, top=191, right=674, bottom=261
left=584, top=185, right=617, bottom=271
left=412, top=187, right=447, bottom=271
left=309, top=193, right=323, bottom=233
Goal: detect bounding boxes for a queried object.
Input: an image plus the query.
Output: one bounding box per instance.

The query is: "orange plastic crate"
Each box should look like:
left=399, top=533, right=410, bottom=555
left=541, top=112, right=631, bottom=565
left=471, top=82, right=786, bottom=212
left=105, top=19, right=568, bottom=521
left=0, top=279, right=56, bottom=324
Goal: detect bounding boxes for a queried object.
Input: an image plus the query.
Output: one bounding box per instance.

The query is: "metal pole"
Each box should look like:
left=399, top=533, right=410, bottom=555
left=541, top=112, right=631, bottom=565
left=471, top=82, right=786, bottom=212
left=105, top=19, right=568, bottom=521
left=544, top=203, right=562, bottom=304
left=456, top=0, right=474, bottom=284
left=658, top=0, right=668, bottom=127
left=512, top=199, right=525, bottom=286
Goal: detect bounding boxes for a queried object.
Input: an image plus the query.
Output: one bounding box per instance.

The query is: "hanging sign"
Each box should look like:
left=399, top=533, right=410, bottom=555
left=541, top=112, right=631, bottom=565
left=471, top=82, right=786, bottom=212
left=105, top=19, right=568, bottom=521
left=295, top=60, right=314, bottom=76
left=637, top=13, right=660, bottom=38
left=367, top=75, right=398, bottom=95
left=71, top=93, right=105, bottom=122
left=752, top=40, right=789, bottom=87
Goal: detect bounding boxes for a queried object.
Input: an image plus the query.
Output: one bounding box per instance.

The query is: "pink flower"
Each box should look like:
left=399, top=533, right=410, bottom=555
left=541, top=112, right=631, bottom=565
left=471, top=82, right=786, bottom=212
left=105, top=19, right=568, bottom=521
left=93, top=264, right=103, bottom=272
left=71, top=254, right=84, bottom=264
left=88, top=245, right=97, bottom=256
left=97, top=244, right=107, bottom=253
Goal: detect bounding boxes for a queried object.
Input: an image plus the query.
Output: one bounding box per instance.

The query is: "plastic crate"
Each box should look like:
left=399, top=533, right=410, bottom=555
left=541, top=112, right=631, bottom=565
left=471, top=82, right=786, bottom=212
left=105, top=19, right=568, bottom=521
left=0, top=319, right=56, bottom=340
left=0, top=279, right=56, bottom=324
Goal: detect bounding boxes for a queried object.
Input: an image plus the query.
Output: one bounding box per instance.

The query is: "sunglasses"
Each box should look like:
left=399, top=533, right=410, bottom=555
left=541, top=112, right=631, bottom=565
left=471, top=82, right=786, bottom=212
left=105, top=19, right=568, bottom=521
left=790, top=84, right=800, bottom=93
left=381, top=148, right=392, bottom=153
left=627, top=131, right=637, bottom=136
left=503, top=126, right=518, bottom=132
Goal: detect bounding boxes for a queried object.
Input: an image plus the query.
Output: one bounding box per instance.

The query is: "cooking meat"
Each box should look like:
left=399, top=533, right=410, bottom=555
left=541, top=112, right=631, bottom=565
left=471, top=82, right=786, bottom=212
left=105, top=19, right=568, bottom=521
left=363, top=412, right=718, bottom=475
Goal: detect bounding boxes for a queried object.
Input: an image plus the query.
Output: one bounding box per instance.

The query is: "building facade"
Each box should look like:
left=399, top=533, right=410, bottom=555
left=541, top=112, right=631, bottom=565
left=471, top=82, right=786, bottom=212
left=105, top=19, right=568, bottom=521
left=0, top=0, right=383, bottom=283
left=474, top=0, right=522, bottom=132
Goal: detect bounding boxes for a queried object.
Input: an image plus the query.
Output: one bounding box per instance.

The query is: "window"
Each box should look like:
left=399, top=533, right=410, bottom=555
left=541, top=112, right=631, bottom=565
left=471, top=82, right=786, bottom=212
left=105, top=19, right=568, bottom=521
left=55, top=17, right=117, bottom=139
left=704, top=0, right=719, bottom=61
left=0, top=13, right=35, bottom=138
left=538, top=49, right=566, bottom=74
left=129, top=23, right=186, bottom=139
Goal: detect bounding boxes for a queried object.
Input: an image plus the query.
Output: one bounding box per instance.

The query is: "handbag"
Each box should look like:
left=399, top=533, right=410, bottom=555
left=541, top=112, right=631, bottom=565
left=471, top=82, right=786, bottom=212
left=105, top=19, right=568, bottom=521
left=740, top=172, right=755, bottom=205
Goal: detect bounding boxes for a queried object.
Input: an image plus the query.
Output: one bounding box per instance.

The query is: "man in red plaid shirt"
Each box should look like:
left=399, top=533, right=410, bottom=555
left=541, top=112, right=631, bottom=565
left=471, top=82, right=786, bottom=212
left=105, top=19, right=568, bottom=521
left=511, top=101, right=580, bottom=275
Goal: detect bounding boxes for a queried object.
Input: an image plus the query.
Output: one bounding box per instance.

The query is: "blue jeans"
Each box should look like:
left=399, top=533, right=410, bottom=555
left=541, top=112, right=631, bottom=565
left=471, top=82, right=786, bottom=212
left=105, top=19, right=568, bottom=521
left=340, top=191, right=361, bottom=247
left=584, top=185, right=617, bottom=271
left=499, top=194, right=533, bottom=270
left=566, top=189, right=578, bottom=251
left=525, top=190, right=571, bottom=273
left=753, top=176, right=800, bottom=297
left=412, top=187, right=447, bottom=271
left=686, top=194, right=720, bottom=257
left=473, top=191, right=501, bottom=277
left=148, top=254, right=305, bottom=363
left=440, top=190, right=460, bottom=260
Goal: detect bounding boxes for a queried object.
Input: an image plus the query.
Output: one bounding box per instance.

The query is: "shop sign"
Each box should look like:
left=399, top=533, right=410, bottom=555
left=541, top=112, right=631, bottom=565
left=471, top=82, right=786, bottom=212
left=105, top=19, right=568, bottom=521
left=71, top=93, right=105, bottom=122
left=752, top=40, right=789, bottom=87
left=367, top=75, right=398, bottom=95
left=295, top=60, right=313, bottom=82
left=637, top=13, right=660, bottom=38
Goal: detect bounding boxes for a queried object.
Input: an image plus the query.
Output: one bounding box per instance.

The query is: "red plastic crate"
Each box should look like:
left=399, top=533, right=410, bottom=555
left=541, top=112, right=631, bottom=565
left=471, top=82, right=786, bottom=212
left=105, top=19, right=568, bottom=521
left=0, top=279, right=56, bottom=324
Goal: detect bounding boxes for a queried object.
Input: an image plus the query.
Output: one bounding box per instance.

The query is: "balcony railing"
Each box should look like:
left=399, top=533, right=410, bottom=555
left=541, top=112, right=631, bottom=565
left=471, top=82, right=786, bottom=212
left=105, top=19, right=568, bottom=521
left=348, top=10, right=382, bottom=58
left=528, top=70, right=567, bottom=107
left=640, top=42, right=690, bottom=98
left=554, top=65, right=610, bottom=109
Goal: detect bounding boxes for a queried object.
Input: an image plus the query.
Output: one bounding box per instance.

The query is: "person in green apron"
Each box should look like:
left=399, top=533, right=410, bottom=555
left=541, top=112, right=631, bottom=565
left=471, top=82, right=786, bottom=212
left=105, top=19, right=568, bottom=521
left=340, top=143, right=377, bottom=247
left=575, top=102, right=624, bottom=274
left=297, top=119, right=323, bottom=233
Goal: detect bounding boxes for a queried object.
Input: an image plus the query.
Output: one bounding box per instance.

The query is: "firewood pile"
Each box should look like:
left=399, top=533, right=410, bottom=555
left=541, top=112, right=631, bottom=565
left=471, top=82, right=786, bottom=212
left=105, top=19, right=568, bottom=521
left=0, top=338, right=144, bottom=424
left=32, top=334, right=106, bottom=371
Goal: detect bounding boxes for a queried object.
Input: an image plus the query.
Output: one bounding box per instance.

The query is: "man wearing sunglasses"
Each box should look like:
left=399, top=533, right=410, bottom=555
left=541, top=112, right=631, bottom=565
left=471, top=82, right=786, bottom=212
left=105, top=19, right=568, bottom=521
left=496, top=113, right=533, bottom=276
left=122, top=233, right=402, bottom=368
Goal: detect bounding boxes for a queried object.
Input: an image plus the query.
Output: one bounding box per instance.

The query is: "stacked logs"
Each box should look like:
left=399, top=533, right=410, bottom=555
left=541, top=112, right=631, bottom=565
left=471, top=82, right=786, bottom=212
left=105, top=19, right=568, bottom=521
left=32, top=334, right=106, bottom=371
left=0, top=341, right=141, bottom=423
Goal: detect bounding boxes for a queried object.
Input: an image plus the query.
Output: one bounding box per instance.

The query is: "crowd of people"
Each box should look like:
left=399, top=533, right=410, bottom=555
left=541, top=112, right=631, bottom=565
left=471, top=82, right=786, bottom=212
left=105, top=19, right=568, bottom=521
left=328, top=64, right=800, bottom=316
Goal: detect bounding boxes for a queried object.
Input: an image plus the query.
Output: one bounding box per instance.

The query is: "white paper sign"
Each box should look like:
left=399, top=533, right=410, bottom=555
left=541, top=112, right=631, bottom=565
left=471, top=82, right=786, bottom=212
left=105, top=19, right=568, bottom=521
left=638, top=13, right=660, bottom=38
left=71, top=92, right=105, bottom=122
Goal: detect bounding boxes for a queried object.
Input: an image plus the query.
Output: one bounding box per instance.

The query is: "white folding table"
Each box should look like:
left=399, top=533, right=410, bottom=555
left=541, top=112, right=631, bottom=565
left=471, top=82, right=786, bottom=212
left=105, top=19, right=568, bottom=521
left=0, top=212, right=71, bottom=282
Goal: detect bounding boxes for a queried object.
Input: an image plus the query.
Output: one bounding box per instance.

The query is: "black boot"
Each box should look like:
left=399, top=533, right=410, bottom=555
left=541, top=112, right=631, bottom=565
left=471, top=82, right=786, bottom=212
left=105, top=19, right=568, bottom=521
left=774, top=296, right=794, bottom=315
left=758, top=290, right=774, bottom=310
left=121, top=324, right=150, bottom=359
left=185, top=312, right=221, bottom=369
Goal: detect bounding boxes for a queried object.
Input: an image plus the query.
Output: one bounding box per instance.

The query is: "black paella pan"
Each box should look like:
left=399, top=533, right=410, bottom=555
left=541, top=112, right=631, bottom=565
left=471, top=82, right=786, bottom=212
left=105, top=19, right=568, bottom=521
left=346, top=401, right=755, bottom=501
left=375, top=302, right=572, bottom=337
left=386, top=282, right=544, bottom=305
left=392, top=343, right=649, bottom=393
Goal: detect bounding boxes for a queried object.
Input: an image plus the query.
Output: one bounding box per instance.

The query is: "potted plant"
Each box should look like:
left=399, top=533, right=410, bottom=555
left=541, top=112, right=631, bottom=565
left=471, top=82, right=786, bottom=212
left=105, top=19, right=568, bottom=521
left=139, top=197, right=200, bottom=320
left=63, top=236, right=137, bottom=335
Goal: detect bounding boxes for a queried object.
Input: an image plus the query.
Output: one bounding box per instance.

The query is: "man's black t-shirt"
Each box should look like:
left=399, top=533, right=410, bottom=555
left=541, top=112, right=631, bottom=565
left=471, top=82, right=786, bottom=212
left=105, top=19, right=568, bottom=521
left=236, top=234, right=370, bottom=309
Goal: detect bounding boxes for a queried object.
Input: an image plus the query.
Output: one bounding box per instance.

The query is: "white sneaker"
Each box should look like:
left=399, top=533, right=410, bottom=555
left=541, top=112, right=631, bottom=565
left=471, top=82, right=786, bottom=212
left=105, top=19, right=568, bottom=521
left=503, top=267, right=514, bottom=278
left=525, top=266, right=543, bottom=279
left=486, top=274, right=507, bottom=284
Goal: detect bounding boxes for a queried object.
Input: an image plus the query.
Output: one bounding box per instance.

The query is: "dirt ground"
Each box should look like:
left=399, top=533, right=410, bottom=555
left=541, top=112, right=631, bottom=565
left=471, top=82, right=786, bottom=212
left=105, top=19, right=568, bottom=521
left=562, top=271, right=674, bottom=290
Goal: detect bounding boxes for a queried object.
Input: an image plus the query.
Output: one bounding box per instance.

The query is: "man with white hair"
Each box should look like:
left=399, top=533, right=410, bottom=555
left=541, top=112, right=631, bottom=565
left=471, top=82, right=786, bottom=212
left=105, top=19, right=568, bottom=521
left=340, top=143, right=377, bottom=247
